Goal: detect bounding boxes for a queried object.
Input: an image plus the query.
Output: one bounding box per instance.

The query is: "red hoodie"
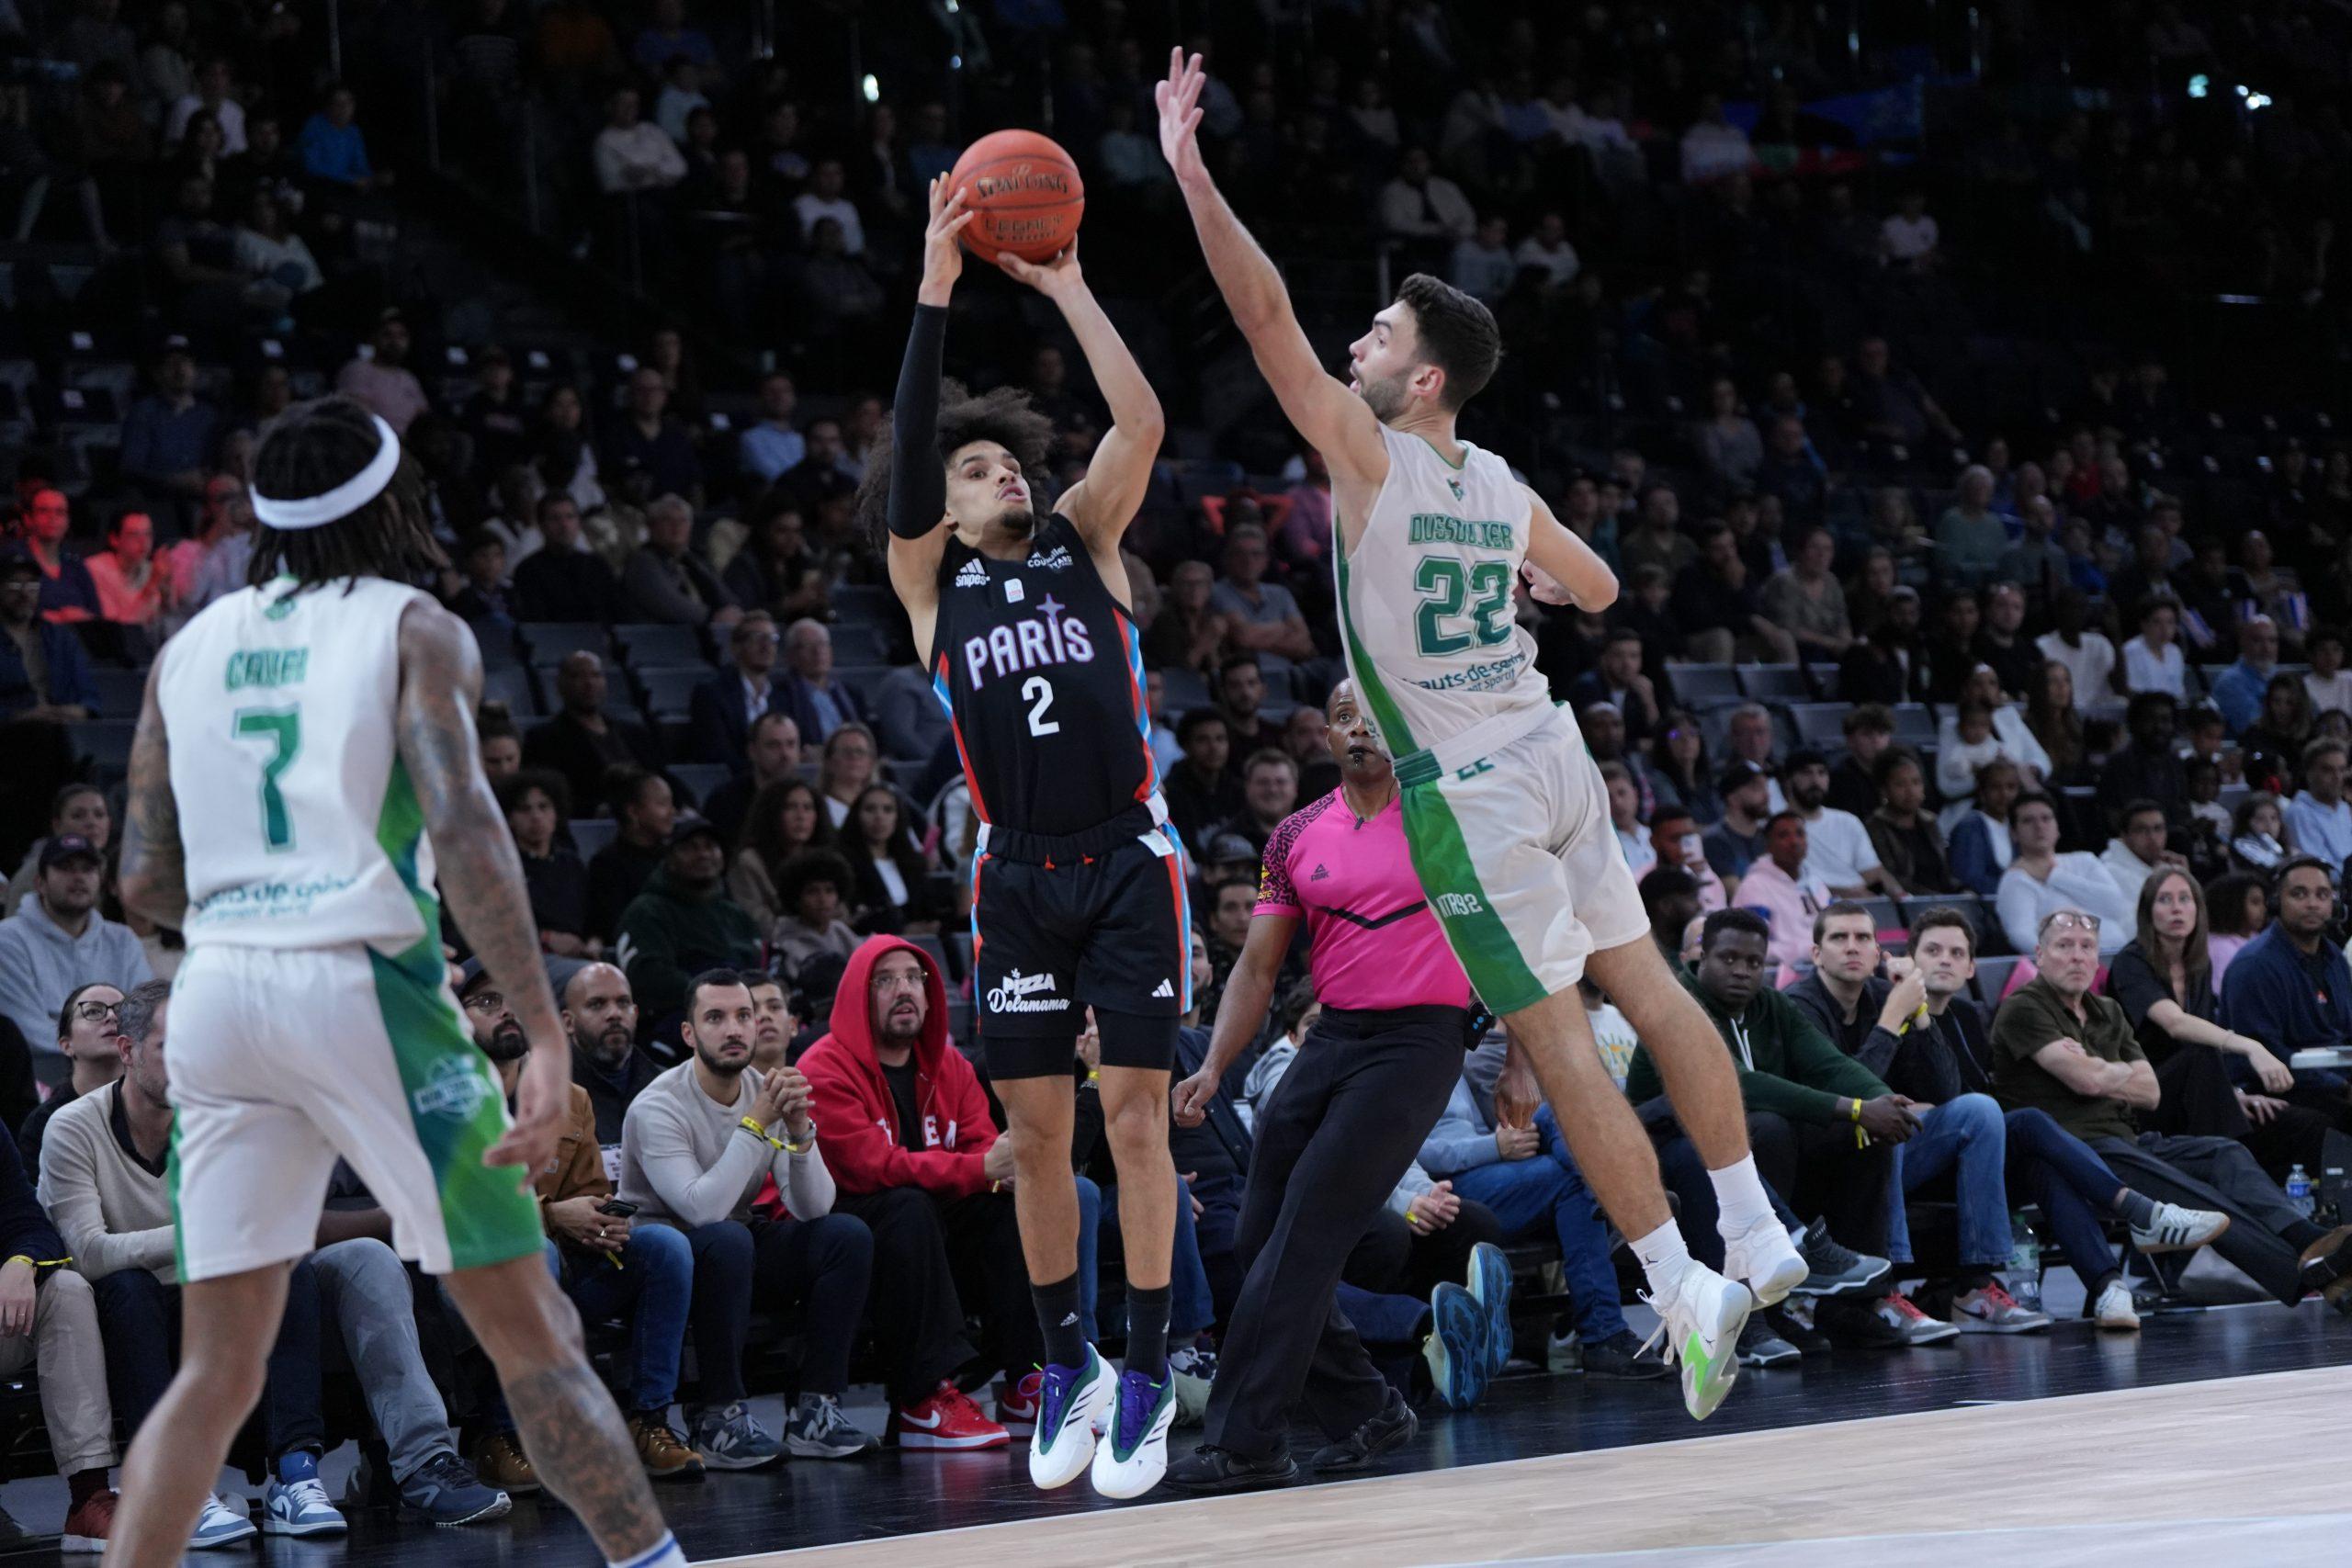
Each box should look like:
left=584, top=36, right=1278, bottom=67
left=799, top=935, right=1000, bottom=1200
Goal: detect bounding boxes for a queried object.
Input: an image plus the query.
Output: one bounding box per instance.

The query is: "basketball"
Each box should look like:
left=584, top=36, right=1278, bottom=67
left=949, top=130, right=1084, bottom=265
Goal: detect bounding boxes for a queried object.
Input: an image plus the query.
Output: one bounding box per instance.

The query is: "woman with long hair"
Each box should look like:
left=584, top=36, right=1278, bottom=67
left=2024, top=660, right=2087, bottom=785
left=730, top=776, right=832, bottom=933
left=720, top=498, right=827, bottom=622
left=1645, top=707, right=1719, bottom=823
left=2237, top=673, right=2314, bottom=796
left=2107, top=868, right=2315, bottom=1159
left=496, top=769, right=594, bottom=956
left=2203, top=870, right=2269, bottom=985
left=844, top=784, right=942, bottom=935
left=534, top=383, right=605, bottom=513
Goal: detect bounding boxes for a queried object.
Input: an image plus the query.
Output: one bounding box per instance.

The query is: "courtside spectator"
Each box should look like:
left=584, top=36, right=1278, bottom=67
left=19, top=982, right=122, bottom=1173
left=0, top=836, right=151, bottom=1088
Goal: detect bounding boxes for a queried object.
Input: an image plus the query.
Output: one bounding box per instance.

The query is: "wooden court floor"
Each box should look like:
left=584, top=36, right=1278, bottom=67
left=708, top=1366, right=2352, bottom=1567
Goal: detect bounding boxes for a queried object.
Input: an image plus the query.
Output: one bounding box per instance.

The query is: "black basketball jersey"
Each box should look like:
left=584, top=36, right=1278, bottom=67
left=930, top=513, right=1158, bottom=839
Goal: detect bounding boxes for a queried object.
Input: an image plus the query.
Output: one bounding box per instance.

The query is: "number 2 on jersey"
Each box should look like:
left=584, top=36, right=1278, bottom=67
left=1413, top=558, right=1513, bottom=657
left=232, top=706, right=302, bottom=852
left=1023, top=674, right=1060, bottom=737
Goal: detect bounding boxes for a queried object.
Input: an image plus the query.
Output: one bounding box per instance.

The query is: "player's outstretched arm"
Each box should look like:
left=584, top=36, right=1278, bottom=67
left=118, top=661, right=187, bottom=930
left=393, top=600, right=567, bottom=1173
left=997, top=242, right=1163, bottom=553
left=1157, top=48, right=1386, bottom=491
left=1520, top=485, right=1620, bottom=613
left=881, top=175, right=976, bottom=664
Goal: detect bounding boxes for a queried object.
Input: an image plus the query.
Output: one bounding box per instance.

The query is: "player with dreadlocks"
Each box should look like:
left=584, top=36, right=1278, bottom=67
left=858, top=176, right=1185, bottom=1498
left=110, top=394, right=682, bottom=1568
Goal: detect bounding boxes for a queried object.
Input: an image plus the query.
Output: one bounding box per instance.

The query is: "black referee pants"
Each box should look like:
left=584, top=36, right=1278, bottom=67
left=1203, top=1005, right=1469, bottom=1460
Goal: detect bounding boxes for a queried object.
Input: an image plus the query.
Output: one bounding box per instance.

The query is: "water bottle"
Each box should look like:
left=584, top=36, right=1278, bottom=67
left=2007, top=1212, right=2042, bottom=1312
left=2288, top=1165, right=2315, bottom=1221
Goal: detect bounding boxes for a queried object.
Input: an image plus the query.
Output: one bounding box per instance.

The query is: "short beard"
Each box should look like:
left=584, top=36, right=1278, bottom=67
left=696, top=1042, right=749, bottom=1077
left=582, top=1025, right=633, bottom=1067
left=1356, top=373, right=1409, bottom=423
left=484, top=1023, right=529, bottom=1064
left=881, top=1016, right=925, bottom=1045
left=989, top=505, right=1036, bottom=538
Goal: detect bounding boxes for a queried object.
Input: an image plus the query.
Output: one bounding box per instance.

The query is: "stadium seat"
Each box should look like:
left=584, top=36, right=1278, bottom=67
left=1668, top=663, right=1742, bottom=709
left=1736, top=663, right=1810, bottom=703
left=568, top=818, right=618, bottom=860
left=516, top=622, right=611, bottom=663
left=66, top=721, right=135, bottom=782
left=1891, top=704, right=1938, bottom=746
left=90, top=668, right=147, bottom=716
left=670, top=762, right=732, bottom=808
left=1972, top=955, right=2023, bottom=1005
left=634, top=667, right=707, bottom=721
left=1790, top=703, right=1853, bottom=750
left=613, top=624, right=708, bottom=669
left=830, top=622, right=893, bottom=665
left=480, top=664, right=540, bottom=719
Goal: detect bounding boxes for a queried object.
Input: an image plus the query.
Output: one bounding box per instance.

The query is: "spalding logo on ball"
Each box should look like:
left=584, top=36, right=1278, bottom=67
left=949, top=130, right=1086, bottom=265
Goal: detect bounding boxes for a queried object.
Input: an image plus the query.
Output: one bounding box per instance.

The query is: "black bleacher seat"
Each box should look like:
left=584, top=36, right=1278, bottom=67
left=1973, top=954, right=2023, bottom=1006
left=614, top=623, right=707, bottom=668
left=1159, top=668, right=1211, bottom=713
left=569, top=818, right=619, bottom=860
left=480, top=664, right=540, bottom=719
left=1790, top=702, right=1853, bottom=750
left=1900, top=894, right=1986, bottom=945
left=634, top=667, right=709, bottom=721
left=469, top=620, right=520, bottom=668
left=66, top=721, right=135, bottom=782
left=830, top=584, right=892, bottom=620
left=830, top=623, right=892, bottom=665
left=1668, top=662, right=1742, bottom=709
left=516, top=622, right=611, bottom=663
left=91, top=667, right=147, bottom=716
left=1737, top=663, right=1810, bottom=703
left=669, top=762, right=732, bottom=807
left=1892, top=703, right=1938, bottom=745
left=831, top=665, right=892, bottom=707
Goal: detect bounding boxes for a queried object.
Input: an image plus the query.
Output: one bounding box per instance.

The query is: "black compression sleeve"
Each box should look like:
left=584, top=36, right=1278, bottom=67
left=886, top=304, right=948, bottom=541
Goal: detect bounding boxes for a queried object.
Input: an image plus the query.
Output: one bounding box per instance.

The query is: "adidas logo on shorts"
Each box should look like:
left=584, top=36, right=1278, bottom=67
left=1151, top=978, right=1175, bottom=999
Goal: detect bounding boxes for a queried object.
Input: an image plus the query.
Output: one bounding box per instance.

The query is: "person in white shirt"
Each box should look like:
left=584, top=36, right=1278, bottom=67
left=1935, top=668, right=2050, bottom=825
left=2098, top=800, right=2180, bottom=923
left=1602, top=762, right=1657, bottom=880
left=791, top=158, right=865, bottom=255
left=2036, top=590, right=2119, bottom=711
left=618, top=970, right=881, bottom=1463
left=2119, top=597, right=2187, bottom=700
left=1375, top=146, right=1475, bottom=244
left=1784, top=749, right=1905, bottom=898
left=2286, top=739, right=2352, bottom=873
left=1447, top=215, right=1517, bottom=303
left=1679, top=94, right=1752, bottom=184
left=1880, top=191, right=1939, bottom=269
left=1996, top=793, right=2133, bottom=957
left=2303, top=628, right=2352, bottom=717
left=1512, top=211, right=1579, bottom=288
left=594, top=85, right=685, bottom=194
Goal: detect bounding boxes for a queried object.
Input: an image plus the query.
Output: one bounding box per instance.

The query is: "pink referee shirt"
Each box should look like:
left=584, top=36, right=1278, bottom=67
left=1254, top=790, right=1472, bottom=1011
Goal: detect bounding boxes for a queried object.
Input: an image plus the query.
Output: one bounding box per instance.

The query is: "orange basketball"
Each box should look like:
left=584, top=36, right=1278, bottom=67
left=949, top=130, right=1084, bottom=265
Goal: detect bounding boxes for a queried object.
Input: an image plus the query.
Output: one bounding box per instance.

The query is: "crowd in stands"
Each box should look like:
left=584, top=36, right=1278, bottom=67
left=1, top=0, right=2351, bottom=1548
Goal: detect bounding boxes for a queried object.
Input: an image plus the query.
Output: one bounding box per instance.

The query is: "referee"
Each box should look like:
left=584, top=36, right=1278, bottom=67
left=1164, top=682, right=1494, bottom=1493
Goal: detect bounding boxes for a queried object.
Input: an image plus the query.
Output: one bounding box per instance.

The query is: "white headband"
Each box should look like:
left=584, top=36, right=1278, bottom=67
left=250, top=414, right=401, bottom=530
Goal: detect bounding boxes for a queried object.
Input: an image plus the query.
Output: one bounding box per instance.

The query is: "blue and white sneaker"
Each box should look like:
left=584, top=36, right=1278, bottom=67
left=1422, top=1281, right=1490, bottom=1412
left=1027, top=1348, right=1114, bottom=1491
left=688, top=1402, right=785, bottom=1472
left=1090, top=1367, right=1176, bottom=1499
left=1466, top=1241, right=1514, bottom=1376
left=394, top=1453, right=511, bottom=1527
left=261, top=1476, right=346, bottom=1537
left=188, top=1494, right=256, bottom=1549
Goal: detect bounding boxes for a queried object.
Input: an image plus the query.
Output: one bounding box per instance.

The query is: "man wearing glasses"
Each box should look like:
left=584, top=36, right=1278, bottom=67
left=688, top=611, right=791, bottom=768
left=1989, top=905, right=2352, bottom=1313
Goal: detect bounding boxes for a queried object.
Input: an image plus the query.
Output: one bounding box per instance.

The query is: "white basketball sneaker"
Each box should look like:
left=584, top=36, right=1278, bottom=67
left=1722, top=1215, right=1809, bottom=1307
left=1027, top=1348, right=1114, bottom=1491
left=1638, top=1262, right=1754, bottom=1421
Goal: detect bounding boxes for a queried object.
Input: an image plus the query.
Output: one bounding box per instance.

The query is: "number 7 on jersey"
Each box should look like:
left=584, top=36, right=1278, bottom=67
left=232, top=705, right=303, bottom=852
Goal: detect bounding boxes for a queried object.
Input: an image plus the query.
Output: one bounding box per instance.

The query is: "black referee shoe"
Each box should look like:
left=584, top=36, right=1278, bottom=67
left=1161, top=1444, right=1299, bottom=1494
left=1310, top=1388, right=1418, bottom=1473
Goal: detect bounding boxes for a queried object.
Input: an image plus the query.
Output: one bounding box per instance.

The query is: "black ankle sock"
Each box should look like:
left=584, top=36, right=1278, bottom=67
left=67, top=1468, right=107, bottom=1507
left=2114, top=1190, right=2158, bottom=1229
left=1125, top=1283, right=1171, bottom=1381
left=1033, top=1272, right=1086, bottom=1370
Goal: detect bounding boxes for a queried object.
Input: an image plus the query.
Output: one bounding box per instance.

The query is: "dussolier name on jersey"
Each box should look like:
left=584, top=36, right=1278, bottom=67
left=962, top=608, right=1095, bottom=690
left=1408, top=513, right=1517, bottom=549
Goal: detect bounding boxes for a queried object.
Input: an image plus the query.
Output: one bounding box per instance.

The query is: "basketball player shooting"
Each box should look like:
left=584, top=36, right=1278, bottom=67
left=858, top=175, right=1188, bottom=1497
left=107, top=399, right=680, bottom=1568
left=1157, top=51, right=1805, bottom=1417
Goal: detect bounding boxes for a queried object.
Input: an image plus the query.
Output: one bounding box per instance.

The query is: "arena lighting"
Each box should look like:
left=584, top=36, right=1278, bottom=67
left=2245, top=91, right=2273, bottom=110
left=2188, top=73, right=2209, bottom=98
left=862, top=73, right=880, bottom=102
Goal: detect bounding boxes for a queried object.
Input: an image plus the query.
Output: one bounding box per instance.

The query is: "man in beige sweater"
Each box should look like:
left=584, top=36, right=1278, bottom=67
left=619, top=966, right=876, bottom=1466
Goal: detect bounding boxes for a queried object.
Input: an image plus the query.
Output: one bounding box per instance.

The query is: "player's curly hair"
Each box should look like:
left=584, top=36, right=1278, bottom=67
left=853, top=379, right=1057, bottom=552
left=247, top=394, right=446, bottom=594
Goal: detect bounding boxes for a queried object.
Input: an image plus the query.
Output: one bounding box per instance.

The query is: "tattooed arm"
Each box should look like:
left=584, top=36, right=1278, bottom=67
left=118, top=661, right=187, bottom=930
left=394, top=600, right=568, bottom=1178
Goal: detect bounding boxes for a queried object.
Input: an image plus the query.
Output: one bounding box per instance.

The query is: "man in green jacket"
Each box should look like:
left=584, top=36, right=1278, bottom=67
left=1627, top=908, right=1946, bottom=1348
left=616, top=817, right=765, bottom=1047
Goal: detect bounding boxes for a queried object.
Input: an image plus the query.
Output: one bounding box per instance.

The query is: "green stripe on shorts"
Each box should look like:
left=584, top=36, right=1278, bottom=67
left=1399, top=781, right=1550, bottom=1016
left=368, top=948, right=543, bottom=1273
left=166, top=1112, right=186, bottom=1281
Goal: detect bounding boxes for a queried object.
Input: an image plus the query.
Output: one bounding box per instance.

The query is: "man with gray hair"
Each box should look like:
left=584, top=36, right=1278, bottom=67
left=1211, top=523, right=1317, bottom=683
left=776, top=616, right=866, bottom=744
left=622, top=492, right=739, bottom=627
left=1988, top=908, right=2352, bottom=1313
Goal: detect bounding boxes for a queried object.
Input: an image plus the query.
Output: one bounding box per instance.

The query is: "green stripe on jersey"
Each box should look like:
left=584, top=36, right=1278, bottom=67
left=368, top=949, right=542, bottom=1272
left=372, top=754, right=441, bottom=979
left=1399, top=783, right=1548, bottom=1015
left=1333, top=540, right=1420, bottom=759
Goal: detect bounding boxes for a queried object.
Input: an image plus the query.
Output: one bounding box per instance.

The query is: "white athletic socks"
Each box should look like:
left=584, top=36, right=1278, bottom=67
left=1709, top=1154, right=1777, bottom=1238
left=1632, top=1220, right=1694, bottom=1297
left=611, top=1532, right=686, bottom=1568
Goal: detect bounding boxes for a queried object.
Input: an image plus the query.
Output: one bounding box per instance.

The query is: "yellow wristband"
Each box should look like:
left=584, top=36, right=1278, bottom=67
left=782, top=1130, right=814, bottom=1156
left=1849, top=1098, right=1862, bottom=1122
left=2, top=1256, right=29, bottom=1271
left=739, top=1116, right=785, bottom=1151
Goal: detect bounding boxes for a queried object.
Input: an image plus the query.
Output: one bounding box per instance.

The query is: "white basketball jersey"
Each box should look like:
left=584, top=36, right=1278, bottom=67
left=1334, top=424, right=1555, bottom=759
left=159, top=574, right=440, bottom=955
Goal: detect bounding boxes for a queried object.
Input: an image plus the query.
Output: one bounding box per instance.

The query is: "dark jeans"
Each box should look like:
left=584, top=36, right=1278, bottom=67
left=830, top=1186, right=1030, bottom=1405
left=1342, top=1201, right=1505, bottom=1298
left=1192, top=1173, right=1244, bottom=1322
left=563, top=1222, right=695, bottom=1414
left=2001, top=1107, right=2124, bottom=1295
left=1651, top=1110, right=1824, bottom=1269
left=1075, top=1172, right=1216, bottom=1344
left=2086, top=1133, right=2312, bottom=1305
left=1204, top=1004, right=1470, bottom=1460
left=94, top=1261, right=320, bottom=1458
left=1447, top=1107, right=1629, bottom=1343
left=2154, top=1043, right=2342, bottom=1185
left=683, top=1214, right=873, bottom=1404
